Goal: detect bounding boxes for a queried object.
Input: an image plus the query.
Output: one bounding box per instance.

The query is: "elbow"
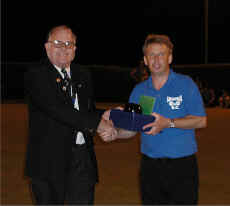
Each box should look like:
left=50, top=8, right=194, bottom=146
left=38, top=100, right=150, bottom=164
left=200, top=116, right=207, bottom=128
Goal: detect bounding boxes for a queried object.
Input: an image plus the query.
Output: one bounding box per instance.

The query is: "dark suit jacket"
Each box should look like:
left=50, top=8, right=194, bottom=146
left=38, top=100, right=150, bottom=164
left=24, top=61, right=103, bottom=183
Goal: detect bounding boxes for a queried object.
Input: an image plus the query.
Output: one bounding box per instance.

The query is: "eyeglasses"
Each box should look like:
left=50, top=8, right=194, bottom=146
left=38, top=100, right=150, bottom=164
left=48, top=40, right=76, bottom=49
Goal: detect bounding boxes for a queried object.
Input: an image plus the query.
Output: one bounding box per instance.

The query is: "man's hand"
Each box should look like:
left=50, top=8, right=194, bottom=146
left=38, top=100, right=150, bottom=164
left=102, top=110, right=111, bottom=121
left=102, top=107, right=124, bottom=121
left=142, top=112, right=170, bottom=135
left=97, top=118, right=118, bottom=142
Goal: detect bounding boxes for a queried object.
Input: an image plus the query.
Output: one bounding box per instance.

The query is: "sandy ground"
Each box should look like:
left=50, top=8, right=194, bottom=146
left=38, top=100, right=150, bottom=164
left=1, top=102, right=230, bottom=205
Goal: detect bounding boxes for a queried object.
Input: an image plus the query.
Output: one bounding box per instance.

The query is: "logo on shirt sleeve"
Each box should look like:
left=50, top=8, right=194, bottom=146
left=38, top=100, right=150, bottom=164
left=167, top=95, right=183, bottom=110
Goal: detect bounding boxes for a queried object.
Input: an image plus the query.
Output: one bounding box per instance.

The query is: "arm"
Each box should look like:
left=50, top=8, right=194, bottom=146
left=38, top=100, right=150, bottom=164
left=98, top=106, right=137, bottom=141
left=24, top=67, right=101, bottom=131
left=169, top=115, right=207, bottom=129
left=143, top=113, right=207, bottom=135
left=115, top=128, right=137, bottom=139
left=98, top=108, right=137, bottom=141
left=98, top=125, right=137, bottom=141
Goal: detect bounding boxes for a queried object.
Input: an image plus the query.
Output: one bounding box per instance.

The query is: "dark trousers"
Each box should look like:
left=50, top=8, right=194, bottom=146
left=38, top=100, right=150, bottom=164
left=140, top=154, right=199, bottom=205
left=30, top=144, right=96, bottom=205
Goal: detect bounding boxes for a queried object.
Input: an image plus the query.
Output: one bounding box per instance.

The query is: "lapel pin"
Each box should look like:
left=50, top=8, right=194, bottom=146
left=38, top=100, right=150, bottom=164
left=56, top=78, right=61, bottom=83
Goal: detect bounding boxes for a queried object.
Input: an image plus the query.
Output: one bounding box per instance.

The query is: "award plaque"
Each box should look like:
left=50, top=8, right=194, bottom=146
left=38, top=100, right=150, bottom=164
left=110, top=103, right=155, bottom=132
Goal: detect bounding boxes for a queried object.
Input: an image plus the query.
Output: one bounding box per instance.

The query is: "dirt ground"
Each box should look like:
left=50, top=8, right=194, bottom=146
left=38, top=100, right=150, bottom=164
left=1, top=102, right=230, bottom=205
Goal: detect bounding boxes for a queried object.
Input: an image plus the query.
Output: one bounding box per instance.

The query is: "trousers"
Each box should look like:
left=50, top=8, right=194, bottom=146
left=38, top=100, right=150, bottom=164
left=30, top=144, right=96, bottom=205
left=140, top=154, right=199, bottom=205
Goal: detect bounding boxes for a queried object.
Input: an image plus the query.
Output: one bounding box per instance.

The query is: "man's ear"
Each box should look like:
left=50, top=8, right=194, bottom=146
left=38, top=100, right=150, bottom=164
left=168, top=53, right=173, bottom=64
left=45, top=42, right=49, bottom=51
left=143, top=56, right=148, bottom=66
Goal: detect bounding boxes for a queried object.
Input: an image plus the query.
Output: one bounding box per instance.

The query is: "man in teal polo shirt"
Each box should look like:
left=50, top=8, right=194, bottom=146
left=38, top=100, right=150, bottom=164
left=102, top=34, right=207, bottom=205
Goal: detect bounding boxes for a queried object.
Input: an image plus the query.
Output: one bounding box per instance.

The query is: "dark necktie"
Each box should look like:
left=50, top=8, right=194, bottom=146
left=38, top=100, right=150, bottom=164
left=61, top=68, right=72, bottom=98
left=61, top=69, right=83, bottom=144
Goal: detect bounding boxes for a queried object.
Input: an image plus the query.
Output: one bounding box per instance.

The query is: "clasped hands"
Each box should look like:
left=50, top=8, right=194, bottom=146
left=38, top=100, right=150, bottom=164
left=97, top=109, right=171, bottom=142
left=96, top=110, right=118, bottom=142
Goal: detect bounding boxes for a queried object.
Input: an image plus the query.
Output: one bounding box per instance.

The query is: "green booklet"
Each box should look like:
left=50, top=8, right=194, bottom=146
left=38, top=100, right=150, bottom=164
left=139, top=95, right=156, bottom=115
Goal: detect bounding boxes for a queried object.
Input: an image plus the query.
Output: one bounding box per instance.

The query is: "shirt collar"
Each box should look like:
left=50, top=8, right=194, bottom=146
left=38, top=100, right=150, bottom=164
left=147, top=68, right=175, bottom=90
left=54, top=65, right=71, bottom=78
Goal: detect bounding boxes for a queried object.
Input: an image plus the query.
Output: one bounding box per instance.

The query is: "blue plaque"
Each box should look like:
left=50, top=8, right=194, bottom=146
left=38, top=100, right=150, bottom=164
left=110, top=109, right=155, bottom=132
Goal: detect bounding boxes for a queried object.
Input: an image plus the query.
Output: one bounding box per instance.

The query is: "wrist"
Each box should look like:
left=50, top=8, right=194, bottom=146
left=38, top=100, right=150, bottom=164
left=168, top=118, right=175, bottom=128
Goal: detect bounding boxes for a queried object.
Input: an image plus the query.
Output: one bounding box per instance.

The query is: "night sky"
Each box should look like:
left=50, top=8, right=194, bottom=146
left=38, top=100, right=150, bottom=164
left=2, top=0, right=230, bottom=67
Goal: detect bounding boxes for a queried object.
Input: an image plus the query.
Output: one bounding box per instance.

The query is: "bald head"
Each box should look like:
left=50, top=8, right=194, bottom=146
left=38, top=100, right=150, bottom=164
left=47, top=25, right=77, bottom=43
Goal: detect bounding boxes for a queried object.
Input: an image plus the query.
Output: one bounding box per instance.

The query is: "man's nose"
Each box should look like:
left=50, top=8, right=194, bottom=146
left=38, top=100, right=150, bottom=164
left=154, top=55, right=160, bottom=62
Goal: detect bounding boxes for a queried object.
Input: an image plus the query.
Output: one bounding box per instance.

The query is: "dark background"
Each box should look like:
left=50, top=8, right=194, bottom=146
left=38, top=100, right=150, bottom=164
left=2, top=0, right=230, bottom=66
left=2, top=1, right=230, bottom=102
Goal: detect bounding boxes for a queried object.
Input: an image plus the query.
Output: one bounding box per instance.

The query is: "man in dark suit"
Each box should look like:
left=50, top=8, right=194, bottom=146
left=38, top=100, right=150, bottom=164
left=24, top=25, right=116, bottom=205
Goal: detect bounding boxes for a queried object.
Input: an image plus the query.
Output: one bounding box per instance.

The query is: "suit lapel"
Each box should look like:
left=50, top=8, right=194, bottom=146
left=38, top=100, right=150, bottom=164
left=46, top=62, right=88, bottom=109
left=46, top=62, right=73, bottom=104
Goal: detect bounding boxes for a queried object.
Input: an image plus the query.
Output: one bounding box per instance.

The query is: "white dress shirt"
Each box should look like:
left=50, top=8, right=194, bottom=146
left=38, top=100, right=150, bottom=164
left=54, top=65, right=85, bottom=145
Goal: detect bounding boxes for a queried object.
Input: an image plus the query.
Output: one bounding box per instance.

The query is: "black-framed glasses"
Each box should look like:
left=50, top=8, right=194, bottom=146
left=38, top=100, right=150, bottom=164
left=48, top=40, right=76, bottom=49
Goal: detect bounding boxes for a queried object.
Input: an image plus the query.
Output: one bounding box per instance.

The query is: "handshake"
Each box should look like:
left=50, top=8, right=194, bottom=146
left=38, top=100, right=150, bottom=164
left=96, top=103, right=146, bottom=142
left=96, top=102, right=168, bottom=140
left=96, top=109, right=120, bottom=142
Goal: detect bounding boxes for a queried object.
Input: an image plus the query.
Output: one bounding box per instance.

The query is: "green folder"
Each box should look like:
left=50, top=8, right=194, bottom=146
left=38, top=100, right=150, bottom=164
left=139, top=95, right=156, bottom=115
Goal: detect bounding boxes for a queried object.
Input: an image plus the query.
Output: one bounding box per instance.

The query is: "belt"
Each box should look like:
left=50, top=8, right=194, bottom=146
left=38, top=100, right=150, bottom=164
left=143, top=154, right=196, bottom=162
